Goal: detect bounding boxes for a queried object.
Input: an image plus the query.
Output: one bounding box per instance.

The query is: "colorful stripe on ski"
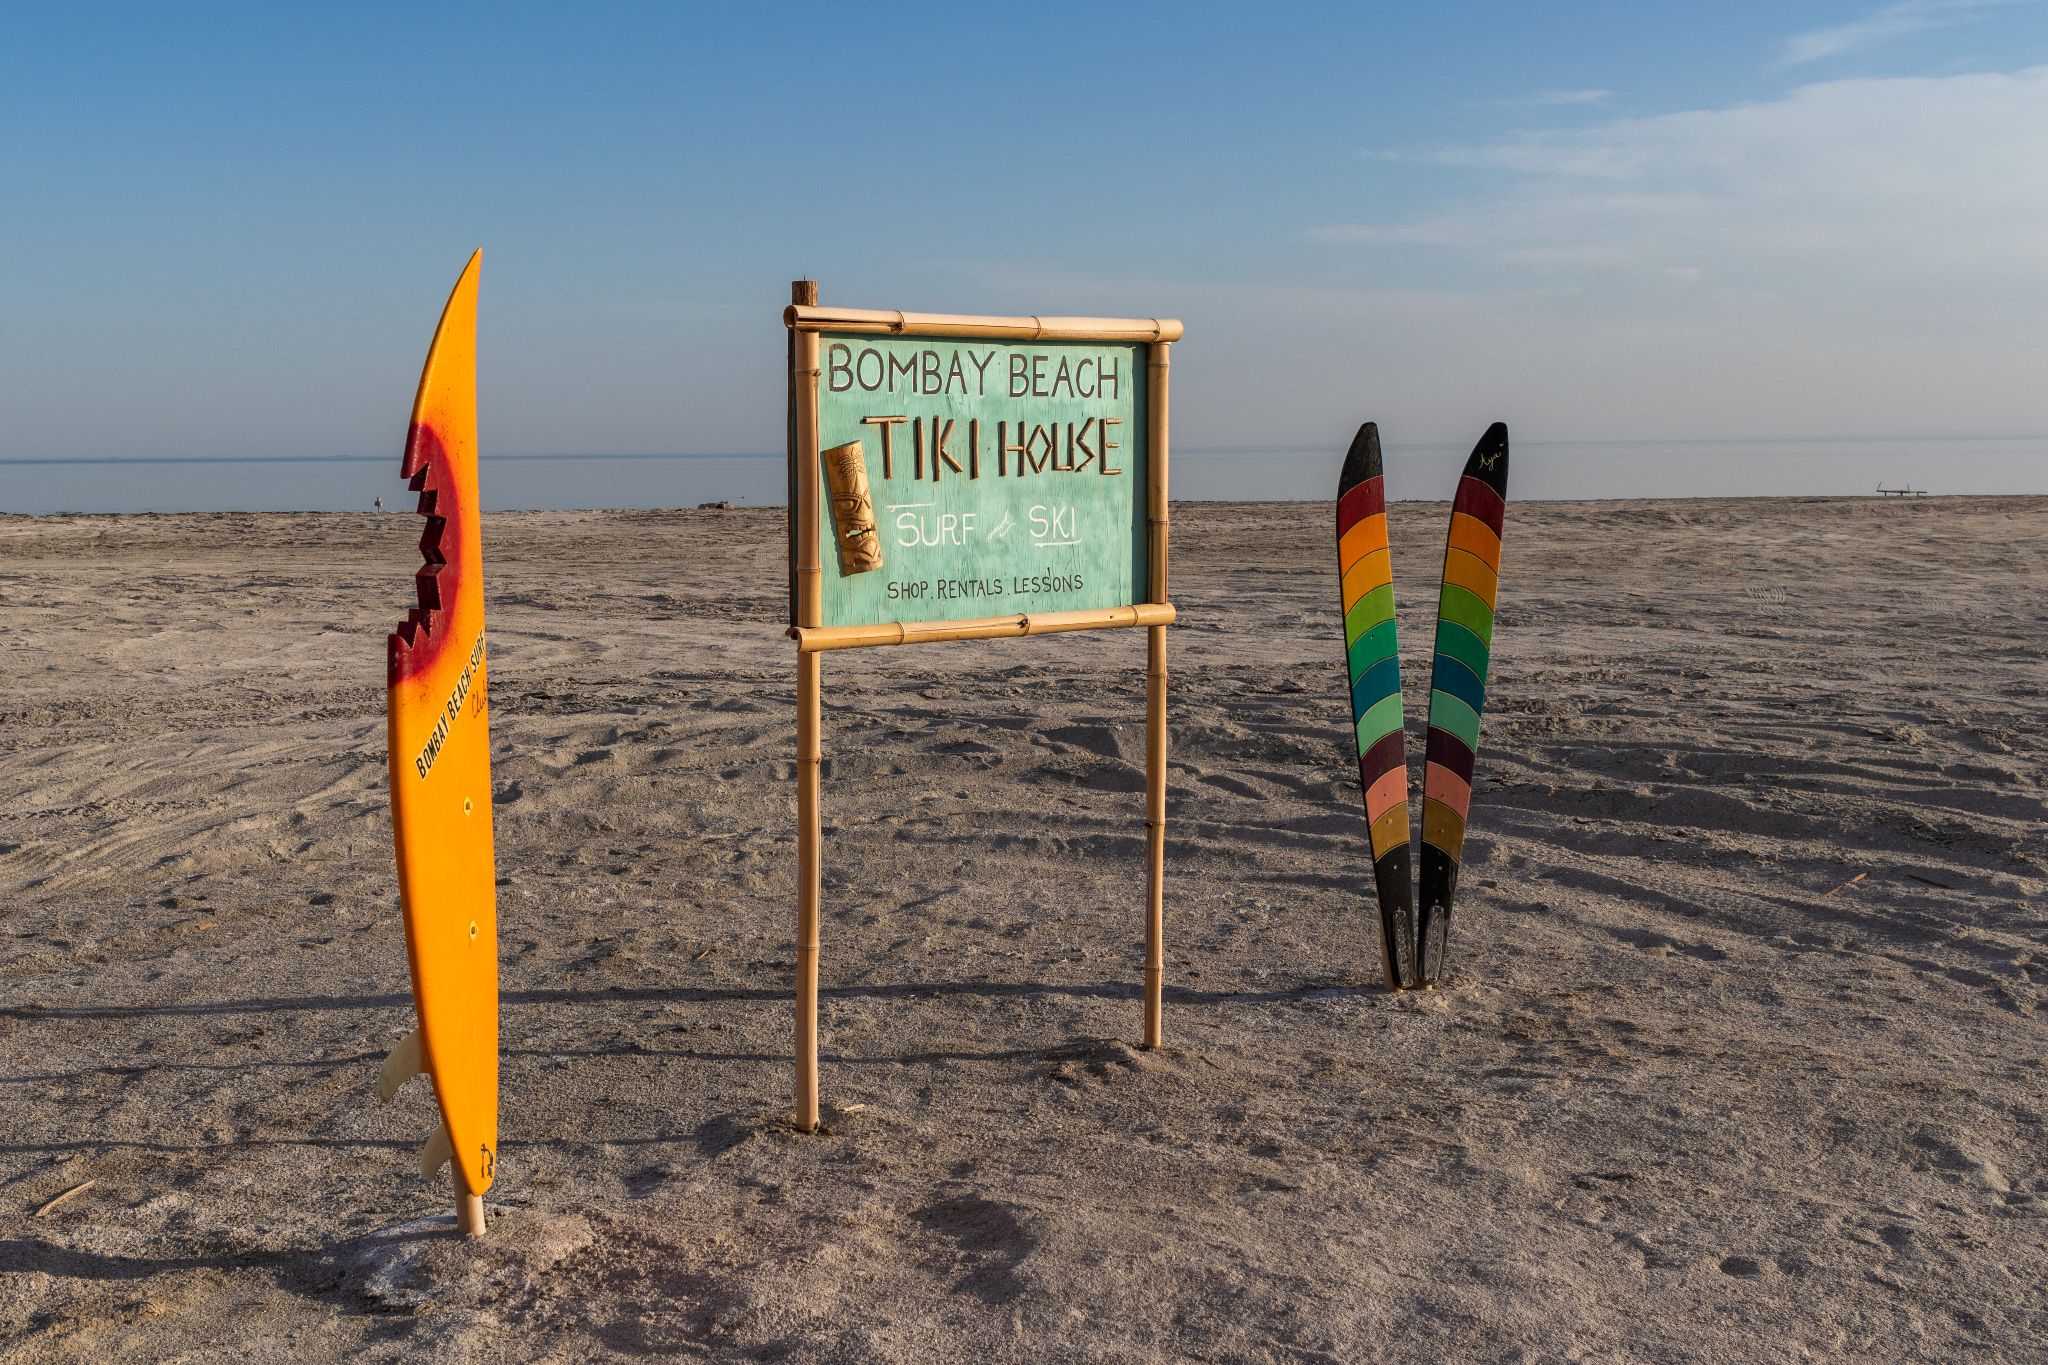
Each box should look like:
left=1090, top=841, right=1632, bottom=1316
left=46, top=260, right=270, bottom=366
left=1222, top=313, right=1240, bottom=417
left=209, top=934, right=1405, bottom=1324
left=1417, top=422, right=1508, bottom=985
left=1336, top=423, right=1414, bottom=989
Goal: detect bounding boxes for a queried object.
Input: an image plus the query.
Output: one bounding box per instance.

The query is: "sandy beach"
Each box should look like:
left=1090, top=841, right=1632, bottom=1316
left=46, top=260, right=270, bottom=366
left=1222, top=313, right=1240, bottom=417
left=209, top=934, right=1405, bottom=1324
left=2, top=495, right=2044, bottom=1361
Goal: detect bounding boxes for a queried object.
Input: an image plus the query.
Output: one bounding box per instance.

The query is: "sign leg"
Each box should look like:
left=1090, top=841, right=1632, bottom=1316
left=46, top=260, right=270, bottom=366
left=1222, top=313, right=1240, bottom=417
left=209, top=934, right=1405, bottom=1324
left=453, top=1164, right=485, bottom=1238
left=795, top=649, right=823, bottom=1131
left=1143, top=624, right=1167, bottom=1049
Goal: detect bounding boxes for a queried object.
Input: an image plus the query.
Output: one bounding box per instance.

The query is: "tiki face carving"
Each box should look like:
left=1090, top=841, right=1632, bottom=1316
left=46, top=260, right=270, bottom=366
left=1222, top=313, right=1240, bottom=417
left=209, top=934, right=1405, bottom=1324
left=823, top=440, right=883, bottom=575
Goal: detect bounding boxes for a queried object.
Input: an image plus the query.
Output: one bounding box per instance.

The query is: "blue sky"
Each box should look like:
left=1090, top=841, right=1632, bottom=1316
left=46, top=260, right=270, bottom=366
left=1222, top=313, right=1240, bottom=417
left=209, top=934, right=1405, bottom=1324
left=3, top=1, right=2046, bottom=467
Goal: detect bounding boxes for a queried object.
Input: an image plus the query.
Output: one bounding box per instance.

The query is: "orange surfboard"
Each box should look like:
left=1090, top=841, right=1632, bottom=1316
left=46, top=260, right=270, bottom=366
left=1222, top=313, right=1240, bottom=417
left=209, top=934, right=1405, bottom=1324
left=381, top=251, right=497, bottom=1227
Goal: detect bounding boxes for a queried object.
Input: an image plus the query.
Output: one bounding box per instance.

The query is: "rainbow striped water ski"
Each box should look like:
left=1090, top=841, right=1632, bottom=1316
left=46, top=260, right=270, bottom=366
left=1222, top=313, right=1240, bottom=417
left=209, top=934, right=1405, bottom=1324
left=1417, top=422, right=1509, bottom=984
left=1335, top=423, right=1414, bottom=988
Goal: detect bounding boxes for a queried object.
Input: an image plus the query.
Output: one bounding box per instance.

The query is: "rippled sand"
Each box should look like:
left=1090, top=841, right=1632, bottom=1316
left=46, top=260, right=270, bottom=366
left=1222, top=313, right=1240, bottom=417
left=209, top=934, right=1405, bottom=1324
left=2, top=496, right=2044, bottom=1361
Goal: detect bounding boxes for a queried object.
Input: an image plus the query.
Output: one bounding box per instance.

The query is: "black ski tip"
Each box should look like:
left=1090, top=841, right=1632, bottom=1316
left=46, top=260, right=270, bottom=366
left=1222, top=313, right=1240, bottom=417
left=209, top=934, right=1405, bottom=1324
left=1372, top=844, right=1415, bottom=990
left=1415, top=844, right=1460, bottom=986
left=1461, top=422, right=1509, bottom=497
left=1338, top=422, right=1383, bottom=496
left=1418, top=906, right=1450, bottom=986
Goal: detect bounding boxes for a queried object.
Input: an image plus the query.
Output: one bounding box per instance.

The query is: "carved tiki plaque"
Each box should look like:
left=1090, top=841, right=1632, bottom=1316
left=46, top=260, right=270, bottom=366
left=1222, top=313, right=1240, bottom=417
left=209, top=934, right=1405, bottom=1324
left=823, top=439, right=883, bottom=575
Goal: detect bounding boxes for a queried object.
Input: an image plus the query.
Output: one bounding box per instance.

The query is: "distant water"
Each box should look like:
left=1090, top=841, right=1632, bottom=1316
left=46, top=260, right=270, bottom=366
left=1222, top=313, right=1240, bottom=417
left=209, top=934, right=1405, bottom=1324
left=3, top=437, right=2041, bottom=515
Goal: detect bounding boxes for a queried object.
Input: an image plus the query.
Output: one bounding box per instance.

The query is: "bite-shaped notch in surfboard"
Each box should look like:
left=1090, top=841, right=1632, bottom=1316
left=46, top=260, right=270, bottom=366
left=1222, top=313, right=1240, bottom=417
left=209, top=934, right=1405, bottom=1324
left=1416, top=422, right=1508, bottom=986
left=382, top=250, right=499, bottom=1222
left=1336, top=422, right=1415, bottom=989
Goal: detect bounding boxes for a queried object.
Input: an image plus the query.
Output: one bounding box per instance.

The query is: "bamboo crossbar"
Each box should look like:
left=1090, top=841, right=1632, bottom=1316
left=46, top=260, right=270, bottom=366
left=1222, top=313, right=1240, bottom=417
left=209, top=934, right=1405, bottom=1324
left=789, top=603, right=1174, bottom=652
left=786, top=305, right=1183, bottom=344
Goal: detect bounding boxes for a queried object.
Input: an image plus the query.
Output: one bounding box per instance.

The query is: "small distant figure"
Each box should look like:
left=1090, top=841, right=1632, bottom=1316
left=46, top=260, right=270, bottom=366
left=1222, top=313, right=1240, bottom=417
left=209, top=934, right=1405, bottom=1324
left=374, top=496, right=384, bottom=512
left=697, top=499, right=734, bottom=510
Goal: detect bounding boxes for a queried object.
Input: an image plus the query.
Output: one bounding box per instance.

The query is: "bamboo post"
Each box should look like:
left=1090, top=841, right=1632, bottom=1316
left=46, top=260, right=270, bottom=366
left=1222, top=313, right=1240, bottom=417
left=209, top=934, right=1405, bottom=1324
left=454, top=1165, right=485, bottom=1237
left=1142, top=340, right=1171, bottom=1049
left=792, top=280, right=824, bottom=1133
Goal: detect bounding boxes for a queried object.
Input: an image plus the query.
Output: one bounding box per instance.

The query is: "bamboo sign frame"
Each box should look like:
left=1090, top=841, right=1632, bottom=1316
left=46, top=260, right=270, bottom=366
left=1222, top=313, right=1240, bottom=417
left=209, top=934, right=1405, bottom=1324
left=784, top=281, right=1180, bottom=1132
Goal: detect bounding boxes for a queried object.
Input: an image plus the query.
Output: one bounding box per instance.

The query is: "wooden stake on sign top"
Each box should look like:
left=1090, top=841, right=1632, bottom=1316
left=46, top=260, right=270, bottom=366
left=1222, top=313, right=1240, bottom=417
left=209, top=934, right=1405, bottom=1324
left=1142, top=341, right=1171, bottom=1050
left=792, top=280, right=824, bottom=1134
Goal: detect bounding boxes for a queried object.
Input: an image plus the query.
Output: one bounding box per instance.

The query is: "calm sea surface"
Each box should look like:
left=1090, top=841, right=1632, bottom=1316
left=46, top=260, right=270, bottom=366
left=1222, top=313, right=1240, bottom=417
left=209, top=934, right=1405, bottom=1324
left=2, top=437, right=2041, bottom=515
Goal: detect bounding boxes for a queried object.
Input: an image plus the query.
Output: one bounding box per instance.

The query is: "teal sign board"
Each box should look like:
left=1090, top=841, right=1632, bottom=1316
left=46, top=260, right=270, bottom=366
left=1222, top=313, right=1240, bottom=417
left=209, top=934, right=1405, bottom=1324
left=814, top=332, right=1149, bottom=628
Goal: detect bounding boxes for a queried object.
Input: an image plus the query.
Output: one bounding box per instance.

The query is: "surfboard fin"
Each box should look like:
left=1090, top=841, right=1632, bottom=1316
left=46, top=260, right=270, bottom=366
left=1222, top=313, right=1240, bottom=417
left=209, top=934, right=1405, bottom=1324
left=419, top=1123, right=454, bottom=1179
left=377, top=1030, right=424, bottom=1103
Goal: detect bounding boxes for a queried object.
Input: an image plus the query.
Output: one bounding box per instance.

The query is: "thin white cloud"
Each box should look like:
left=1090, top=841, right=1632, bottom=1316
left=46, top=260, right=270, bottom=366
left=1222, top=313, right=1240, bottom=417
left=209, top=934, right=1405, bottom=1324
left=1329, top=66, right=2048, bottom=283
left=1497, top=88, right=1612, bottom=107
left=1307, top=221, right=1483, bottom=248
left=1307, top=66, right=2048, bottom=439
left=1777, top=0, right=2010, bottom=67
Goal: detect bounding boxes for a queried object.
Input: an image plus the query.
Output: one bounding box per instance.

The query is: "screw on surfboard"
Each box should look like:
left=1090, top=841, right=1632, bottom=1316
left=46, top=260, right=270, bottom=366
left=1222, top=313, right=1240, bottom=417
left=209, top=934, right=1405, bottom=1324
left=1335, top=423, right=1416, bottom=989
left=1416, top=422, right=1509, bottom=986
left=380, top=251, right=498, bottom=1238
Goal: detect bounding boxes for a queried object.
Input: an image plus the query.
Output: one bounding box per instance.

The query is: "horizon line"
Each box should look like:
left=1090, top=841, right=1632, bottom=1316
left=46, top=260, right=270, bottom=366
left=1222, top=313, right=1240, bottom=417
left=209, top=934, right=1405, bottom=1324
left=4, top=431, right=2044, bottom=467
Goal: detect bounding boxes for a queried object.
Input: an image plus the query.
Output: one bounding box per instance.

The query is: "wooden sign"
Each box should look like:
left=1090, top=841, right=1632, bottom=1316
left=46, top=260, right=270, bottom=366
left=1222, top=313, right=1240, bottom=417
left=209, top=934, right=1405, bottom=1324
left=788, top=301, right=1178, bottom=650
left=811, top=333, right=1150, bottom=628
left=783, top=283, right=1180, bottom=1130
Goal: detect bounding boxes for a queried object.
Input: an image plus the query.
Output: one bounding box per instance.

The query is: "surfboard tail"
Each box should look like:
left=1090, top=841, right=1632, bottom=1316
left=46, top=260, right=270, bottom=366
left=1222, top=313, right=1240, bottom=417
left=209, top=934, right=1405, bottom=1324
left=1337, top=423, right=1415, bottom=989
left=1417, top=422, right=1508, bottom=985
left=385, top=251, right=498, bottom=1213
